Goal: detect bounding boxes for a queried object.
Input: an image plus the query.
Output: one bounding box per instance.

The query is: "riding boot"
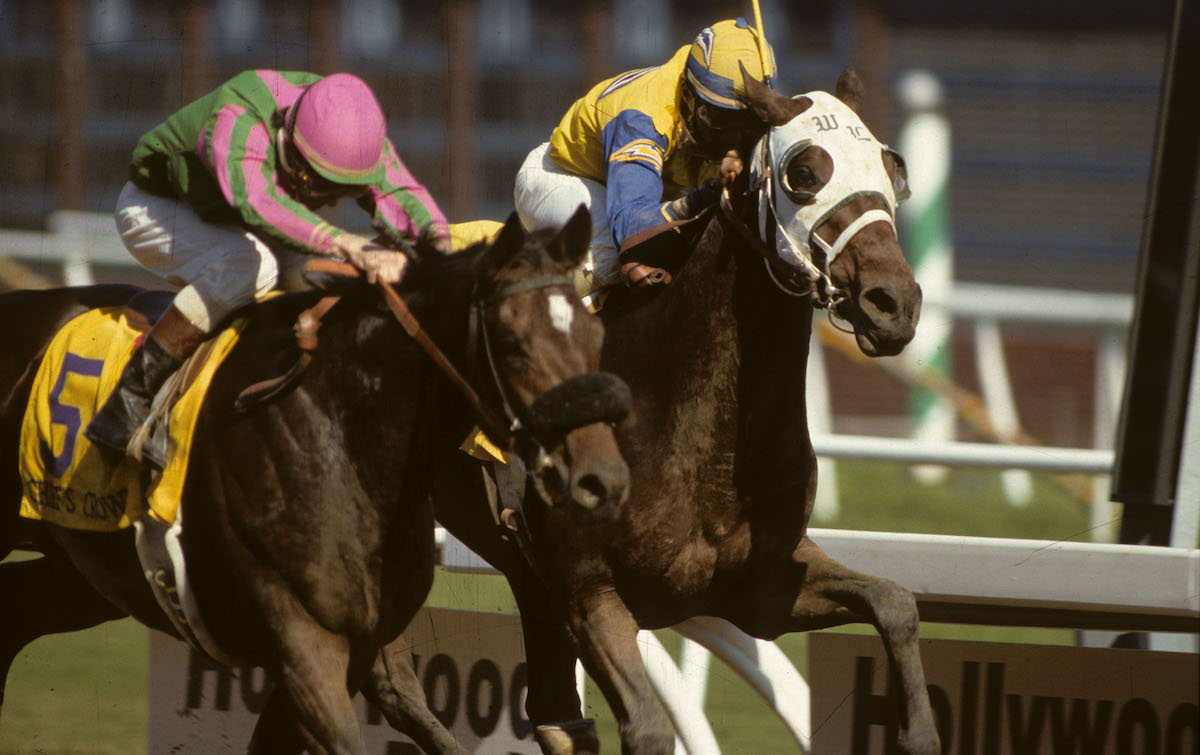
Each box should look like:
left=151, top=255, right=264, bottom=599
left=84, top=306, right=207, bottom=462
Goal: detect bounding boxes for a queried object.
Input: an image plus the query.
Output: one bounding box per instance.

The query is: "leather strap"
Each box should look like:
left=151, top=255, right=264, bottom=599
left=376, top=280, right=512, bottom=446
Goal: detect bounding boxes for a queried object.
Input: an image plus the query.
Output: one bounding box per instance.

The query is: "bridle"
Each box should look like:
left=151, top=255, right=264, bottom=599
left=463, top=273, right=576, bottom=445
left=717, top=182, right=853, bottom=313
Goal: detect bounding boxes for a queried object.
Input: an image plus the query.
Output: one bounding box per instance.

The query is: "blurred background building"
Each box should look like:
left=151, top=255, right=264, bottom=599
left=0, top=0, right=1174, bottom=449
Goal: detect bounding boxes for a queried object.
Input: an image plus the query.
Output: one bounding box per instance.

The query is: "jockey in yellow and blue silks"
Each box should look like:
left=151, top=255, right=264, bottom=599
left=515, top=19, right=775, bottom=300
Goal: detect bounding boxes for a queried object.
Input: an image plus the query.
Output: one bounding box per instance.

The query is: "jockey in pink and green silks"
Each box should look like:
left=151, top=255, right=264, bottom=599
left=515, top=19, right=774, bottom=299
left=85, top=70, right=450, bottom=467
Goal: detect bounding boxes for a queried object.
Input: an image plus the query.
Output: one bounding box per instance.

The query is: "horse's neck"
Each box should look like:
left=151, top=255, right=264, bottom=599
left=298, top=288, right=476, bottom=465
left=608, top=220, right=742, bottom=423
left=730, top=240, right=816, bottom=506
left=609, top=217, right=816, bottom=507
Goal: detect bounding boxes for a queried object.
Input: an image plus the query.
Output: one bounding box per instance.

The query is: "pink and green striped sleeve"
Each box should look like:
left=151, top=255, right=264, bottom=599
left=361, top=139, right=449, bottom=249
left=200, top=104, right=343, bottom=254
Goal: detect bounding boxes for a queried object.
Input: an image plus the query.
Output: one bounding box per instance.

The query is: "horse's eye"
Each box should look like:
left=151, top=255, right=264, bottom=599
left=781, top=154, right=822, bottom=206
left=883, top=148, right=912, bottom=204
left=782, top=162, right=819, bottom=205
left=790, top=165, right=817, bottom=187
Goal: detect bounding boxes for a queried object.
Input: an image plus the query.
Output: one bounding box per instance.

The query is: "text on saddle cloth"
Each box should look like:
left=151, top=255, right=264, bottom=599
left=18, top=307, right=247, bottom=532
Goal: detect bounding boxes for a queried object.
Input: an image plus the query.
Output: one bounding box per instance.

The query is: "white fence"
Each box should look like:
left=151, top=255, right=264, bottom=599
left=5, top=216, right=1199, bottom=754
left=442, top=527, right=1199, bottom=755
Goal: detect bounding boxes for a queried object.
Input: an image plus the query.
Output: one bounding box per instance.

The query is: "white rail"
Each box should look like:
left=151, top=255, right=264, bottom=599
left=813, top=433, right=1114, bottom=472
left=925, top=282, right=1133, bottom=326
left=440, top=527, right=1199, bottom=754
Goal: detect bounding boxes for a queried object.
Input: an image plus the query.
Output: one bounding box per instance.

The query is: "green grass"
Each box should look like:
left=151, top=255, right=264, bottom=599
left=0, top=460, right=1095, bottom=753
left=0, top=616, right=148, bottom=755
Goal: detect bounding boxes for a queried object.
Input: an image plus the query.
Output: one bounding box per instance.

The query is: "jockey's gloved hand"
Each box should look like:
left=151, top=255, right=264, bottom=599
left=669, top=151, right=744, bottom=219
left=334, top=232, right=409, bottom=285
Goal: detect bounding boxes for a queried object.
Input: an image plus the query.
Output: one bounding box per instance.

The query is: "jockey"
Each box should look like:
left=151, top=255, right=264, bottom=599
left=85, top=69, right=450, bottom=463
left=515, top=18, right=774, bottom=301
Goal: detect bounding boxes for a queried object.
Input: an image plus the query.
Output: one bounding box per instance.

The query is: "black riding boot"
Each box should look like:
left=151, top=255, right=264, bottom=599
left=84, top=306, right=205, bottom=460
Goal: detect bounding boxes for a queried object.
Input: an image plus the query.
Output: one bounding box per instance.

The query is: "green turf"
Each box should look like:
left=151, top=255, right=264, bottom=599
left=0, top=615, right=148, bottom=755
left=0, top=460, right=1098, bottom=753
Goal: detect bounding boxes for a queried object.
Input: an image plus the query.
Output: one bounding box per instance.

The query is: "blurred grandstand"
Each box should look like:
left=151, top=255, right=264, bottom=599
left=0, top=0, right=1171, bottom=290
left=0, top=0, right=1173, bottom=448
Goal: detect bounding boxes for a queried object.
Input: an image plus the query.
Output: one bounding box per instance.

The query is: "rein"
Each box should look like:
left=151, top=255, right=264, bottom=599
left=375, top=276, right=515, bottom=446
left=465, top=274, right=574, bottom=448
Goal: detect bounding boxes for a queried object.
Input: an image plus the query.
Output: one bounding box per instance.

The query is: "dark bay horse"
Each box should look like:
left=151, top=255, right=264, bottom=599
left=391, top=69, right=939, bottom=754
left=0, top=209, right=630, bottom=754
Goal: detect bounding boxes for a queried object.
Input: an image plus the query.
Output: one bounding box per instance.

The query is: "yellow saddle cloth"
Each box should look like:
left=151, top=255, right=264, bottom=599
left=19, top=307, right=244, bottom=532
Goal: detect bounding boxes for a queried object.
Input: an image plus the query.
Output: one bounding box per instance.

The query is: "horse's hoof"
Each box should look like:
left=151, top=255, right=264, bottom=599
left=534, top=718, right=599, bottom=755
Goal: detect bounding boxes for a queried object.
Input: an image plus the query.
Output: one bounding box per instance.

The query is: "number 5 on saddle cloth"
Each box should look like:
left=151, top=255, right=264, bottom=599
left=18, top=297, right=245, bottom=533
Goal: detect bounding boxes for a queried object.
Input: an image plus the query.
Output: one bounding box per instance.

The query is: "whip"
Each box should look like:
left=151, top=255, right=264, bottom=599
left=750, top=0, right=773, bottom=86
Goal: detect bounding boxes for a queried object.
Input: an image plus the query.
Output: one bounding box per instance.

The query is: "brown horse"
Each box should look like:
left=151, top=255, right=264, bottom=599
left=372, top=68, right=938, bottom=755
left=0, top=209, right=630, bottom=754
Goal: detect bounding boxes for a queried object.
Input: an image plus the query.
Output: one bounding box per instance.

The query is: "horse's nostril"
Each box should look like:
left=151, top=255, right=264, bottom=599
left=574, top=473, right=606, bottom=509
left=863, top=287, right=898, bottom=316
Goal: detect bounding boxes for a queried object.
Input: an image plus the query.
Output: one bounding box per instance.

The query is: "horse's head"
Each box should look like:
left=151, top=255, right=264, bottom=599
left=740, top=65, right=922, bottom=357
left=469, top=208, right=631, bottom=519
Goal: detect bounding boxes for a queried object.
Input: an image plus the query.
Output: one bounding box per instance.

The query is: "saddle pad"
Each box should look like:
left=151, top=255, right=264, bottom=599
left=448, top=219, right=503, bottom=250
left=19, top=307, right=244, bottom=531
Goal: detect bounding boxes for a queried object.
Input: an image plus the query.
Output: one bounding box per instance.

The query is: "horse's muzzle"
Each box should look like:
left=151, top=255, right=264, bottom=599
left=525, top=372, right=632, bottom=448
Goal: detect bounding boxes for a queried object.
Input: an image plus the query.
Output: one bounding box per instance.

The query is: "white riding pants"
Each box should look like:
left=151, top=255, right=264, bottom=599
left=514, top=142, right=620, bottom=300
left=113, top=181, right=280, bottom=332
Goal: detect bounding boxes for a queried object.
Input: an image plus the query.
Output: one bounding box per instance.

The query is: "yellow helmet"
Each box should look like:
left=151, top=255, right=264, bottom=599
left=685, top=18, right=776, bottom=110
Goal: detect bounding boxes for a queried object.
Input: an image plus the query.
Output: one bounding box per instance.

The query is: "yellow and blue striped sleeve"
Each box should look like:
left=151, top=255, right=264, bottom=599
left=601, top=110, right=680, bottom=248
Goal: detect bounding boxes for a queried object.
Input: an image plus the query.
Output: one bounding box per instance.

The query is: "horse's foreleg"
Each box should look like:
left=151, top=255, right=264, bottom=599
left=513, top=579, right=596, bottom=752
left=432, top=456, right=590, bottom=740
left=248, top=622, right=364, bottom=755
left=775, top=539, right=939, bottom=755
left=566, top=589, right=673, bottom=755
left=0, top=556, right=125, bottom=716
left=361, top=645, right=463, bottom=754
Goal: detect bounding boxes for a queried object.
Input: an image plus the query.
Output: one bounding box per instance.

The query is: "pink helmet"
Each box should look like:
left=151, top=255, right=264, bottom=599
left=290, top=73, right=387, bottom=185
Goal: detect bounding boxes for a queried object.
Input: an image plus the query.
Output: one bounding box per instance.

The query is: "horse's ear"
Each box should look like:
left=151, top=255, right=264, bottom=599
left=480, top=211, right=526, bottom=280
left=548, top=204, right=592, bottom=269
left=835, top=66, right=865, bottom=115
left=741, top=61, right=811, bottom=127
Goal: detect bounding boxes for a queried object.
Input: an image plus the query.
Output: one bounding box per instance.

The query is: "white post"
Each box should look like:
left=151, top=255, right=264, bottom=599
left=637, top=630, right=721, bottom=755
left=972, top=318, right=1033, bottom=507
left=1092, top=328, right=1126, bottom=543
left=896, top=70, right=955, bottom=484
left=673, top=617, right=811, bottom=751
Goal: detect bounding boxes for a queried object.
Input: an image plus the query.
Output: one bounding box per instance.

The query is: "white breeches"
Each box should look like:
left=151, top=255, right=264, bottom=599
left=113, top=181, right=280, bottom=332
left=514, top=142, right=620, bottom=300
